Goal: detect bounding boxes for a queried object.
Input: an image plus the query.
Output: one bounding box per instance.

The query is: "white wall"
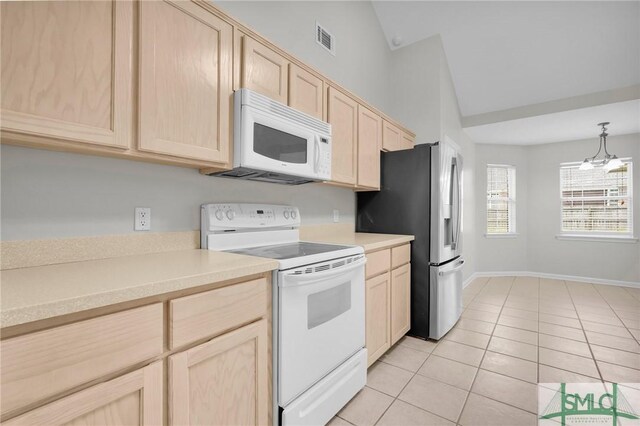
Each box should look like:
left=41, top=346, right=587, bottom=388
left=215, top=1, right=393, bottom=112
left=1, top=1, right=396, bottom=242
left=474, top=134, right=640, bottom=283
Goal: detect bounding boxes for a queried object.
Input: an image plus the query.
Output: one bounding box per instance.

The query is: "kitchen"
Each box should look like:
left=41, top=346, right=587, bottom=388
left=1, top=1, right=639, bottom=426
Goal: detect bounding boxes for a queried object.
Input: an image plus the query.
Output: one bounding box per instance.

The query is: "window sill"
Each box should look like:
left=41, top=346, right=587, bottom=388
left=485, top=233, right=519, bottom=239
left=555, top=234, right=638, bottom=243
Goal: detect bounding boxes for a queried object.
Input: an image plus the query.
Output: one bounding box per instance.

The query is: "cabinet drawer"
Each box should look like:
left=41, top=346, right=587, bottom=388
left=1, top=304, right=163, bottom=417
left=365, top=249, right=390, bottom=279
left=169, top=278, right=268, bottom=349
left=391, top=244, right=411, bottom=268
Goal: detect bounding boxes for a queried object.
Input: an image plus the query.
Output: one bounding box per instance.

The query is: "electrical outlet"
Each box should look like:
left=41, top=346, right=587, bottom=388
left=135, top=207, right=151, bottom=231
left=333, top=209, right=339, bottom=223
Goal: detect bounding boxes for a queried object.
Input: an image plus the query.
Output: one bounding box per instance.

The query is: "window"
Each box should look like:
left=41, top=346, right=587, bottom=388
left=560, top=161, right=633, bottom=236
left=487, top=165, right=516, bottom=234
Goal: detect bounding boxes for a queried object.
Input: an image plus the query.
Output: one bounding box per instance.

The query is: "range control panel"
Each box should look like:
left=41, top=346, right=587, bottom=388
left=202, top=203, right=300, bottom=232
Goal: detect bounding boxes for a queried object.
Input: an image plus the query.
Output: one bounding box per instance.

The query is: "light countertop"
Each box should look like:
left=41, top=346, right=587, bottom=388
left=304, top=232, right=414, bottom=252
left=1, top=249, right=278, bottom=328
left=1, top=232, right=413, bottom=329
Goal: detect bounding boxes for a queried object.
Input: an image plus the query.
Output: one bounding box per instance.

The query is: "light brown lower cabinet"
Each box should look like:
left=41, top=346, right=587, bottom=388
left=169, top=319, right=269, bottom=426
left=365, top=243, right=412, bottom=366
left=1, top=275, right=272, bottom=426
left=390, top=263, right=411, bottom=345
left=3, top=362, right=163, bottom=426
left=365, top=272, right=391, bottom=366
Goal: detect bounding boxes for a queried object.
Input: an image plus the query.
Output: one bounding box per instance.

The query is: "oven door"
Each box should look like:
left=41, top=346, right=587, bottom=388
left=278, top=255, right=366, bottom=406
left=240, top=105, right=321, bottom=179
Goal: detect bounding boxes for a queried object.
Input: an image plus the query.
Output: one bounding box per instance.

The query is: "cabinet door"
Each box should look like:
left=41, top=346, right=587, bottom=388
left=4, top=362, right=162, bottom=426
left=357, top=105, right=382, bottom=189
left=169, top=319, right=269, bottom=426
left=391, top=264, right=411, bottom=345
left=242, top=37, right=288, bottom=103
left=381, top=120, right=402, bottom=152
left=0, top=1, right=133, bottom=150
left=401, top=132, right=415, bottom=150
left=139, top=0, right=232, bottom=164
left=328, top=87, right=358, bottom=185
left=366, top=272, right=391, bottom=367
left=288, top=64, right=323, bottom=119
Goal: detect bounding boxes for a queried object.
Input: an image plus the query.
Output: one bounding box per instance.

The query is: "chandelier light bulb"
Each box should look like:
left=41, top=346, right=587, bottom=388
left=604, top=156, right=623, bottom=172
left=579, top=159, right=594, bottom=171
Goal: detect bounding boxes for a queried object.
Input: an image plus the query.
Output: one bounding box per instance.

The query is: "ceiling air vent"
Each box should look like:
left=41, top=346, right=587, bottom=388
left=316, top=22, right=335, bottom=56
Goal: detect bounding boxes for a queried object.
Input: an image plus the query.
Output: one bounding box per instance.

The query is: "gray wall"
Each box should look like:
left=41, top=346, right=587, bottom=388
left=474, top=134, right=640, bottom=283
left=0, top=145, right=354, bottom=240
left=216, top=1, right=393, bottom=112
left=387, top=35, right=477, bottom=282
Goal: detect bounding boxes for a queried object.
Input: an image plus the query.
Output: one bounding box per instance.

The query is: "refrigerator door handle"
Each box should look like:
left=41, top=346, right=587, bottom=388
left=451, top=158, right=460, bottom=250
left=438, top=259, right=465, bottom=276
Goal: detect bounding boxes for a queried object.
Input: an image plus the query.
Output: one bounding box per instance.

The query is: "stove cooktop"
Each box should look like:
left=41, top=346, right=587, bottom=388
left=226, top=241, right=355, bottom=260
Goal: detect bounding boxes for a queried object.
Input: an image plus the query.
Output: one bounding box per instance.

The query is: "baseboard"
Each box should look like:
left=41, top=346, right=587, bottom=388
left=463, top=273, right=479, bottom=289
left=469, top=270, right=640, bottom=289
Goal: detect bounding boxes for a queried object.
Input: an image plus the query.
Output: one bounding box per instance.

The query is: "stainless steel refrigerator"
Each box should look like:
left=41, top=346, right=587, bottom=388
left=357, top=140, right=464, bottom=340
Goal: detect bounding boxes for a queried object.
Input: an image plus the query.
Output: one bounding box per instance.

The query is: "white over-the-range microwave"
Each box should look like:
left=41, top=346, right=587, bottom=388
left=211, top=89, right=332, bottom=185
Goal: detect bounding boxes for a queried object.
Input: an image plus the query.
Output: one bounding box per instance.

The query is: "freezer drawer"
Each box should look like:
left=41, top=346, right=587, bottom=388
left=429, top=257, right=464, bottom=339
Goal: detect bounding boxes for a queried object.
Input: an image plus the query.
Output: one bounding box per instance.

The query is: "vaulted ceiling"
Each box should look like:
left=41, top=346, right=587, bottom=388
left=372, top=1, right=640, bottom=118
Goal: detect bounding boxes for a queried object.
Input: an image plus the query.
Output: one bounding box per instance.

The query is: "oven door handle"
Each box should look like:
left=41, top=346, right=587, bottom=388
left=280, top=257, right=366, bottom=287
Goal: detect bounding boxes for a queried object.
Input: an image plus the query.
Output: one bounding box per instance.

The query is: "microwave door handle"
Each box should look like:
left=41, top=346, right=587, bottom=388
left=314, top=138, right=320, bottom=173
left=280, top=257, right=367, bottom=287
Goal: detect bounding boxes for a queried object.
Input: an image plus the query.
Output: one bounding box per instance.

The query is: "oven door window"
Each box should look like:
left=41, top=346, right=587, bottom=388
left=307, top=281, right=351, bottom=329
left=253, top=123, right=308, bottom=164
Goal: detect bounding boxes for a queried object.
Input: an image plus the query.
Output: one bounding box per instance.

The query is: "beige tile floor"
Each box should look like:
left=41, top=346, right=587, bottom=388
left=329, top=276, right=640, bottom=426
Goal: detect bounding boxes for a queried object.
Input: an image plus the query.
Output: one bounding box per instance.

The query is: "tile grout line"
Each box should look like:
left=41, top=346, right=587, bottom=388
left=591, top=284, right=640, bottom=347
left=454, top=275, right=515, bottom=425
left=563, top=280, right=606, bottom=383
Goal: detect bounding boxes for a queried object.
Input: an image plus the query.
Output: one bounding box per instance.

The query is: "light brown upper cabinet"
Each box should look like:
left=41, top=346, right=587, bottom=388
left=327, top=87, right=358, bottom=186
left=169, top=319, right=269, bottom=426
left=288, top=64, right=324, bottom=120
left=0, top=1, right=133, bottom=150
left=242, top=36, right=289, bottom=104
left=357, top=105, right=382, bottom=190
left=382, top=120, right=402, bottom=152
left=401, top=132, right=415, bottom=151
left=138, top=1, right=232, bottom=166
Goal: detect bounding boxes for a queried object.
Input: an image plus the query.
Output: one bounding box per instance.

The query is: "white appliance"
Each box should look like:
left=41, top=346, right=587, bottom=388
left=210, top=89, right=332, bottom=185
left=201, top=203, right=367, bottom=426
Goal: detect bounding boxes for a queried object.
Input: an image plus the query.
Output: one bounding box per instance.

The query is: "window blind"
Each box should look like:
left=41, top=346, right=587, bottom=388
left=487, top=165, right=516, bottom=234
left=560, top=161, right=633, bottom=235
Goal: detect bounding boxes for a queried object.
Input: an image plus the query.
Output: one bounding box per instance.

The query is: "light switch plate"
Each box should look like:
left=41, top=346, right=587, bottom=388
left=333, top=209, right=339, bottom=223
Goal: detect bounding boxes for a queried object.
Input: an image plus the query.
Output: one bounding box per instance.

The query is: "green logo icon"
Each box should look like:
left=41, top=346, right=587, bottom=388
left=540, top=383, right=639, bottom=426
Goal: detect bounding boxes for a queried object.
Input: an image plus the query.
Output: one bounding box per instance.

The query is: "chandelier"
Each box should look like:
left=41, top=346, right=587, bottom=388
left=579, top=122, right=623, bottom=172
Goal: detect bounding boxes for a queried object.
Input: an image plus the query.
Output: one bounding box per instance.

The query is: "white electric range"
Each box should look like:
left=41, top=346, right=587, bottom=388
left=201, top=203, right=367, bottom=426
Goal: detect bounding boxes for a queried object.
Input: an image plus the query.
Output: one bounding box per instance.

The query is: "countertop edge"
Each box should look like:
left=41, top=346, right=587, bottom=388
left=1, top=259, right=278, bottom=329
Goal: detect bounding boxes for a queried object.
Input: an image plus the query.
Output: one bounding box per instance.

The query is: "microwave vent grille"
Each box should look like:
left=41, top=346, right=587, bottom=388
left=243, top=89, right=330, bottom=136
